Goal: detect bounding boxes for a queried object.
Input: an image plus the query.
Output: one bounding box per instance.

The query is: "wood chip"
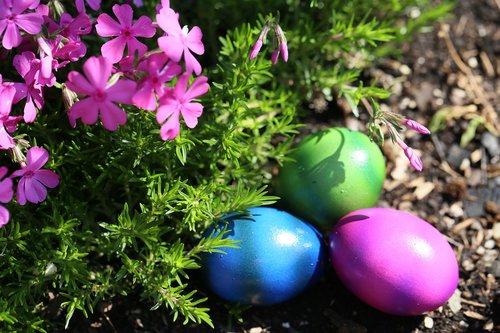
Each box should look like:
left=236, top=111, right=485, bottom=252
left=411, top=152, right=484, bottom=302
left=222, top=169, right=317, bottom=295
left=452, top=218, right=477, bottom=232
left=479, top=51, right=495, bottom=77
left=470, top=149, right=482, bottom=163
left=461, top=298, right=487, bottom=308
left=414, top=182, right=435, bottom=200
left=464, top=310, right=487, bottom=320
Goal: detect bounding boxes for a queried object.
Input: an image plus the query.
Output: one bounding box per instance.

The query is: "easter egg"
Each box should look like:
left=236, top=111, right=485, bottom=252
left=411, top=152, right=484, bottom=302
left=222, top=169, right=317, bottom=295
left=200, top=207, right=326, bottom=305
left=276, top=127, right=385, bottom=228
left=328, top=208, right=459, bottom=315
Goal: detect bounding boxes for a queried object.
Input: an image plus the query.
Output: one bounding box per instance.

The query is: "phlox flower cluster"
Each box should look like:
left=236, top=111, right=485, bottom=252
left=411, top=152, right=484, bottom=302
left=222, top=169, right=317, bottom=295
left=0, top=0, right=209, bottom=227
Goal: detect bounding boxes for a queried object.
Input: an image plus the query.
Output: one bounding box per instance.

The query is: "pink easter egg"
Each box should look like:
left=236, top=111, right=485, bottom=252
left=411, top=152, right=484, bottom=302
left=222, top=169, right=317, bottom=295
left=328, top=208, right=459, bottom=315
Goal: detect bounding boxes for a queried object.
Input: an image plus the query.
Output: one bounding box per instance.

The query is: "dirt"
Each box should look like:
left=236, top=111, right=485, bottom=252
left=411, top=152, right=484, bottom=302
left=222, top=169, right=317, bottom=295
left=65, top=0, right=499, bottom=332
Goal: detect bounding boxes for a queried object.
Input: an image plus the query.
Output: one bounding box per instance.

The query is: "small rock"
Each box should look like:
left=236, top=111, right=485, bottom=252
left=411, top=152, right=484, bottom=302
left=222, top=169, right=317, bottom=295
left=459, top=320, right=469, bottom=328
left=481, top=132, right=500, bottom=157
left=490, top=260, right=500, bottom=278
left=493, top=223, right=500, bottom=240
left=462, top=259, right=475, bottom=271
left=424, top=317, right=434, bottom=329
left=476, top=246, right=485, bottom=255
left=483, top=320, right=494, bottom=331
left=447, top=144, right=469, bottom=169
left=281, top=322, right=290, bottom=329
left=467, top=57, right=479, bottom=68
left=447, top=289, right=462, bottom=314
left=249, top=328, right=263, bottom=333
left=484, top=239, right=495, bottom=249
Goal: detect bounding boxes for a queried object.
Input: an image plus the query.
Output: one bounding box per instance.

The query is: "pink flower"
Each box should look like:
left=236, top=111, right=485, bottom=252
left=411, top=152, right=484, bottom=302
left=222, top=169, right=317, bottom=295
left=156, top=73, right=209, bottom=140
left=13, top=52, right=45, bottom=122
left=397, top=139, right=423, bottom=172
left=0, top=78, right=19, bottom=149
left=75, top=0, right=101, bottom=13
left=0, top=166, right=13, bottom=227
left=249, top=39, right=263, bottom=60
left=132, top=53, right=182, bottom=111
left=274, top=24, right=288, bottom=63
left=157, top=7, right=205, bottom=75
left=403, top=119, right=431, bottom=135
left=10, top=146, right=59, bottom=205
left=96, top=4, right=156, bottom=64
left=0, top=0, right=44, bottom=49
left=155, top=0, right=171, bottom=13
left=65, top=56, right=137, bottom=131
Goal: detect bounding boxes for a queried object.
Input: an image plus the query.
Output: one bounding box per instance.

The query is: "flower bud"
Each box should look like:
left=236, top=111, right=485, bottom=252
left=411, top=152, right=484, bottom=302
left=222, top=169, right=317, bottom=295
left=403, top=119, right=431, bottom=135
left=271, top=49, right=280, bottom=65
left=404, top=146, right=423, bottom=172
left=249, top=39, right=263, bottom=60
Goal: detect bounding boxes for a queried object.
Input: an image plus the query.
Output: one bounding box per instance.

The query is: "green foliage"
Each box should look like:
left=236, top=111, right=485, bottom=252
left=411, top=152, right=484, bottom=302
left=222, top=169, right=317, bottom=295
left=0, top=0, right=452, bottom=330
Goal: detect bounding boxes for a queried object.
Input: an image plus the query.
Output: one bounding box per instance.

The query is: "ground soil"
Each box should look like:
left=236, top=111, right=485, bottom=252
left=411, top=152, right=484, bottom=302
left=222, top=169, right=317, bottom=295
left=66, top=0, right=499, bottom=332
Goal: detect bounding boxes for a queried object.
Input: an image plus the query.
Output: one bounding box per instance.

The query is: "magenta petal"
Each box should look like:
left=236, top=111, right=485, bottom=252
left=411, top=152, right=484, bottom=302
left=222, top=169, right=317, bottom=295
left=83, top=56, right=111, bottom=89
left=156, top=100, right=177, bottom=124
left=0, top=205, right=9, bottom=228
left=184, top=76, right=209, bottom=100
left=26, top=146, right=49, bottom=170
left=0, top=84, right=16, bottom=115
left=0, top=126, right=15, bottom=149
left=158, top=36, right=184, bottom=62
left=0, top=166, right=8, bottom=179
left=87, top=0, right=101, bottom=10
left=70, top=97, right=98, bottom=125
left=23, top=95, right=37, bottom=123
left=3, top=23, right=21, bottom=49
left=99, top=101, right=127, bottom=131
left=132, top=16, right=155, bottom=37
left=126, top=37, right=147, bottom=58
left=75, top=0, right=85, bottom=13
left=13, top=51, right=35, bottom=78
left=106, top=79, right=136, bottom=104
left=0, top=20, right=6, bottom=38
left=112, top=4, right=133, bottom=27
left=156, top=7, right=181, bottom=34
left=96, top=13, right=121, bottom=37
left=40, top=56, right=53, bottom=80
left=16, top=177, right=26, bottom=205
left=12, top=82, right=27, bottom=104
left=0, top=178, right=13, bottom=203
left=183, top=49, right=202, bottom=75
left=101, top=36, right=127, bottom=64
left=25, top=177, right=48, bottom=204
left=173, top=73, right=189, bottom=98
left=33, top=170, right=59, bottom=188
left=186, top=26, right=204, bottom=55
left=132, top=85, right=157, bottom=111
left=181, top=102, right=203, bottom=128
left=159, top=111, right=180, bottom=140
left=15, top=13, right=43, bottom=34
left=66, top=71, right=94, bottom=95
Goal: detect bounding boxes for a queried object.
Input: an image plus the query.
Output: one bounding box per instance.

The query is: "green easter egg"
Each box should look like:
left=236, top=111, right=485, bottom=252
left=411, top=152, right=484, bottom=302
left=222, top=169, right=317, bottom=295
left=276, top=127, right=386, bottom=228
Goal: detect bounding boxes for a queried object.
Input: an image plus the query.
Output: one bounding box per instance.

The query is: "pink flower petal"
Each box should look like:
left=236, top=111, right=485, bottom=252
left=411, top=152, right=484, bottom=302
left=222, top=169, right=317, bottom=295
left=96, top=13, right=121, bottom=37
left=15, top=13, right=43, bottom=34
left=23, top=95, right=37, bottom=123
left=99, top=101, right=127, bottom=131
left=158, top=35, right=183, bottom=62
left=0, top=84, right=16, bottom=115
left=186, top=26, right=204, bottom=55
left=156, top=100, right=177, bottom=124
left=25, top=177, right=48, bottom=204
left=3, top=23, right=21, bottom=49
left=132, top=84, right=157, bottom=111
left=0, top=126, right=15, bottom=150
left=183, top=48, right=202, bottom=75
left=0, top=20, right=7, bottom=39
left=16, top=177, right=26, bottom=205
left=0, top=166, right=8, bottom=179
left=33, top=170, right=59, bottom=188
left=75, top=0, right=85, bottom=13
left=12, top=82, right=27, bottom=104
left=26, top=146, right=49, bottom=170
left=13, top=51, right=35, bottom=79
left=11, top=0, right=38, bottom=14
left=132, top=15, right=155, bottom=37
left=159, top=111, right=180, bottom=140
left=173, top=73, right=189, bottom=98
left=184, top=76, right=209, bottom=100
left=181, top=102, right=203, bottom=128
left=0, top=205, right=10, bottom=228
left=83, top=56, right=111, bottom=89
left=0, top=177, right=13, bottom=203
left=106, top=79, right=136, bottom=104
left=70, top=97, right=98, bottom=125
left=101, top=36, right=127, bottom=64
left=156, top=7, right=181, bottom=35
left=125, top=37, right=147, bottom=59
left=87, top=0, right=101, bottom=10
left=66, top=71, right=94, bottom=96
left=112, top=4, right=133, bottom=27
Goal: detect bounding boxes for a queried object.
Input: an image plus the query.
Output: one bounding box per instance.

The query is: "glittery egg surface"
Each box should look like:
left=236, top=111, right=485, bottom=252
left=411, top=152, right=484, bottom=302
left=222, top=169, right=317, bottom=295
left=276, top=127, right=385, bottom=228
left=328, top=208, right=459, bottom=315
left=201, top=207, right=326, bottom=305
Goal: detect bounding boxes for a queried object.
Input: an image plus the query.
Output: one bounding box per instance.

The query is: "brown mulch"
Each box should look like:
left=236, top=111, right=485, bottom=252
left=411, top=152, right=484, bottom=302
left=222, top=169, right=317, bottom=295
left=66, top=0, right=499, bottom=332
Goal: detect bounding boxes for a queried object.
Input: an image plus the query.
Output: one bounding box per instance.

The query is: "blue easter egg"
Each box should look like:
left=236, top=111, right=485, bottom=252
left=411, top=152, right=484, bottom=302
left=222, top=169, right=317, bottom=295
left=201, top=207, right=326, bottom=305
